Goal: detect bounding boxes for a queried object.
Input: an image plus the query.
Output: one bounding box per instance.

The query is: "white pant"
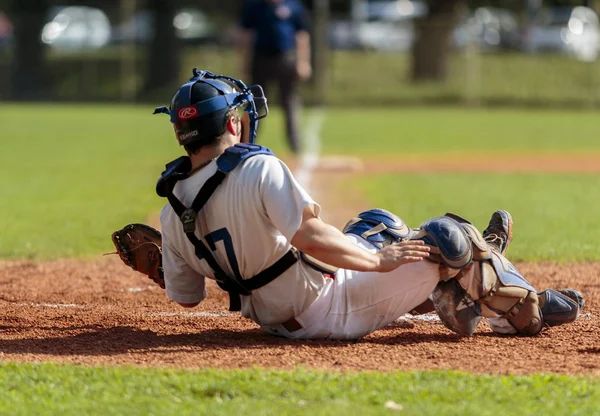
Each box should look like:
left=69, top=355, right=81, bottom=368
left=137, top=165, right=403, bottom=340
left=263, top=235, right=441, bottom=340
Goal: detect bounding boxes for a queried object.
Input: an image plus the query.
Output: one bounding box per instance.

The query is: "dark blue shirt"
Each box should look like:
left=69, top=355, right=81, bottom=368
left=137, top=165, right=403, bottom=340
left=240, top=0, right=309, bottom=53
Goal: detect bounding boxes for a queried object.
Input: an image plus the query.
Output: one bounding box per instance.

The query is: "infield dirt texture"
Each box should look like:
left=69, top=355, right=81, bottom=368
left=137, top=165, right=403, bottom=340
left=1, top=154, right=598, bottom=375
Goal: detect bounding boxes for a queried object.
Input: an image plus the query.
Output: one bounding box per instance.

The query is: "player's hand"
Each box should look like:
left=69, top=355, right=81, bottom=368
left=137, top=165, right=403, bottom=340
left=297, top=60, right=312, bottom=81
left=375, top=240, right=430, bottom=272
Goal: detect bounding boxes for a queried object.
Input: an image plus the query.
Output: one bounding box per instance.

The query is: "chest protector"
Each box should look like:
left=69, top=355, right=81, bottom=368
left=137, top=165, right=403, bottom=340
left=157, top=143, right=299, bottom=311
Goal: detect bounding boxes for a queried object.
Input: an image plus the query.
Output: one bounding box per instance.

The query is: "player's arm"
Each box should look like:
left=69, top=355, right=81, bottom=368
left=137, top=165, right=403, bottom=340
left=163, top=241, right=205, bottom=308
left=295, top=31, right=311, bottom=80
left=290, top=206, right=430, bottom=273
left=294, top=4, right=311, bottom=80
left=161, top=210, right=207, bottom=309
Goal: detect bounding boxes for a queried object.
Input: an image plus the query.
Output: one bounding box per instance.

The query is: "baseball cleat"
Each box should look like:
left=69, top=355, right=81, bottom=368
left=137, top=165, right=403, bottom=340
left=482, top=210, right=513, bottom=255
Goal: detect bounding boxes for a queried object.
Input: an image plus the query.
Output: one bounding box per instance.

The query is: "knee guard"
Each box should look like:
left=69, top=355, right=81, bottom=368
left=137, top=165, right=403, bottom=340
left=411, top=215, right=485, bottom=335
left=342, top=208, right=414, bottom=249
left=412, top=216, right=473, bottom=270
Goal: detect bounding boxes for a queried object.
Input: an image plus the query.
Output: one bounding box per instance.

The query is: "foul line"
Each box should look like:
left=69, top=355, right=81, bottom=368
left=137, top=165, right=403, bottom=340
left=399, top=313, right=441, bottom=322
left=294, top=108, right=325, bottom=192
left=148, top=311, right=234, bottom=317
left=29, top=303, right=81, bottom=308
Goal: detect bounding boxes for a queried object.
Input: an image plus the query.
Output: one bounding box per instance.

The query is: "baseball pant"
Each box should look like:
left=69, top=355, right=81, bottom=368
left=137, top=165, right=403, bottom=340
left=263, top=235, right=441, bottom=340
left=251, top=50, right=301, bottom=154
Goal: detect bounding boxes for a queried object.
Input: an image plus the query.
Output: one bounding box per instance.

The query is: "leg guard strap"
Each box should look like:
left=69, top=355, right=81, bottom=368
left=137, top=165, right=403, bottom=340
left=456, top=258, right=543, bottom=336
left=480, top=287, right=543, bottom=335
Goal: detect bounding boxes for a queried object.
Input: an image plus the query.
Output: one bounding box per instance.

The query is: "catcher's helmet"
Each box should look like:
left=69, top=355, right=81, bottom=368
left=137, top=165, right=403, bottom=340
left=154, top=68, right=268, bottom=145
left=343, top=208, right=414, bottom=248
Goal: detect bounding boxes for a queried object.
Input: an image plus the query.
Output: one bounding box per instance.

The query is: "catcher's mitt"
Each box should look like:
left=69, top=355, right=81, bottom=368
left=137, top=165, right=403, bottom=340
left=110, top=223, right=165, bottom=289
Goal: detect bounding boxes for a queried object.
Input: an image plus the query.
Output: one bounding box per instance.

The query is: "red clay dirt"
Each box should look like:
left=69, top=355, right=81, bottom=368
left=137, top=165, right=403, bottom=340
left=1, top=154, right=599, bottom=375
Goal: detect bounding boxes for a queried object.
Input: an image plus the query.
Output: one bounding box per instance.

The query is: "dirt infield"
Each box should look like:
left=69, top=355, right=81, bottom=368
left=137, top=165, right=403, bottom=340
left=0, top=258, right=598, bottom=374
left=1, top=154, right=599, bottom=375
left=288, top=153, right=600, bottom=177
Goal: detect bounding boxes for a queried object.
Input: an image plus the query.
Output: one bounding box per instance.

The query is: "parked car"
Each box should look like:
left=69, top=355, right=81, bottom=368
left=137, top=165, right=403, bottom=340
left=523, top=6, right=600, bottom=61
left=562, top=6, right=600, bottom=61
left=351, top=0, right=428, bottom=52
left=111, top=8, right=217, bottom=45
left=329, top=19, right=359, bottom=50
left=454, top=7, right=520, bottom=51
left=41, top=6, right=111, bottom=51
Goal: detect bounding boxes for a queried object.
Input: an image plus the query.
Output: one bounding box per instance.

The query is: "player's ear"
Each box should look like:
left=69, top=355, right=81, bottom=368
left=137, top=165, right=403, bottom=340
left=226, top=114, right=238, bottom=136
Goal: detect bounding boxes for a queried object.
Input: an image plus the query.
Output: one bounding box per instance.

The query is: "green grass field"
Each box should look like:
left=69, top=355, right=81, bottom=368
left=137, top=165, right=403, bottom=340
left=1, top=103, right=599, bottom=414
left=1, top=103, right=598, bottom=260
left=321, top=107, right=600, bottom=155
left=356, top=173, right=600, bottom=262
left=2, top=363, right=600, bottom=416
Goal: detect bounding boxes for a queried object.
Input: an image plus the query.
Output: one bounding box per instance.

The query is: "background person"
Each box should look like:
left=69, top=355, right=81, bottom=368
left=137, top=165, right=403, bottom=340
left=237, top=0, right=312, bottom=154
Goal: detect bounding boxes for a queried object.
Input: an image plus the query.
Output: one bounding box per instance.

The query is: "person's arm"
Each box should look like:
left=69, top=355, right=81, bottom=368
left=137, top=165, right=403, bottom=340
left=290, top=206, right=430, bottom=273
left=164, top=239, right=206, bottom=308
left=295, top=30, right=312, bottom=81
left=293, top=3, right=312, bottom=81
left=161, top=208, right=207, bottom=309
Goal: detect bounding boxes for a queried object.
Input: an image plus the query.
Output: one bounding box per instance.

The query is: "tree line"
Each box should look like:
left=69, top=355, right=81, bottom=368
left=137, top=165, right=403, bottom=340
left=2, top=0, right=596, bottom=101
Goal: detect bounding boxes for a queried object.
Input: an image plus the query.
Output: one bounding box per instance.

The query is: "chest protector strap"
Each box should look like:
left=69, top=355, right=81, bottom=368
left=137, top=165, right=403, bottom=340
left=157, top=143, right=298, bottom=311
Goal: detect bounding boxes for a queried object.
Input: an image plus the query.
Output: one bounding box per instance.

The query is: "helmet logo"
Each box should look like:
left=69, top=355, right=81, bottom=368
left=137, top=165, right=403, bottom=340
left=178, top=106, right=198, bottom=120
left=179, top=130, right=199, bottom=142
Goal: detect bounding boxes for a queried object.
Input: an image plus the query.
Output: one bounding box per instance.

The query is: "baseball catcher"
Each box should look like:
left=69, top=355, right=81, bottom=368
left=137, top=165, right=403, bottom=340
left=110, top=68, right=583, bottom=339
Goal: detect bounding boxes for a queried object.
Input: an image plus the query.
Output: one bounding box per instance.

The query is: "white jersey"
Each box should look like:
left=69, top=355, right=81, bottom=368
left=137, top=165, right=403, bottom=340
left=160, top=154, right=326, bottom=325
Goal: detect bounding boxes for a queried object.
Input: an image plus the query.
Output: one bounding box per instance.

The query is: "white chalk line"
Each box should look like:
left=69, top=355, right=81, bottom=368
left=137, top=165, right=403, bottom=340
left=294, top=108, right=325, bottom=192
left=19, top=304, right=232, bottom=317
left=20, top=304, right=594, bottom=322
left=127, top=286, right=154, bottom=292
left=398, top=313, right=441, bottom=323
left=29, top=303, right=82, bottom=308
left=148, top=311, right=234, bottom=317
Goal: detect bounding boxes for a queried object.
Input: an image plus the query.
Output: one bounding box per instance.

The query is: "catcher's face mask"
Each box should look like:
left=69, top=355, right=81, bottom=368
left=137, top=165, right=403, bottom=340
left=153, top=68, right=268, bottom=144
